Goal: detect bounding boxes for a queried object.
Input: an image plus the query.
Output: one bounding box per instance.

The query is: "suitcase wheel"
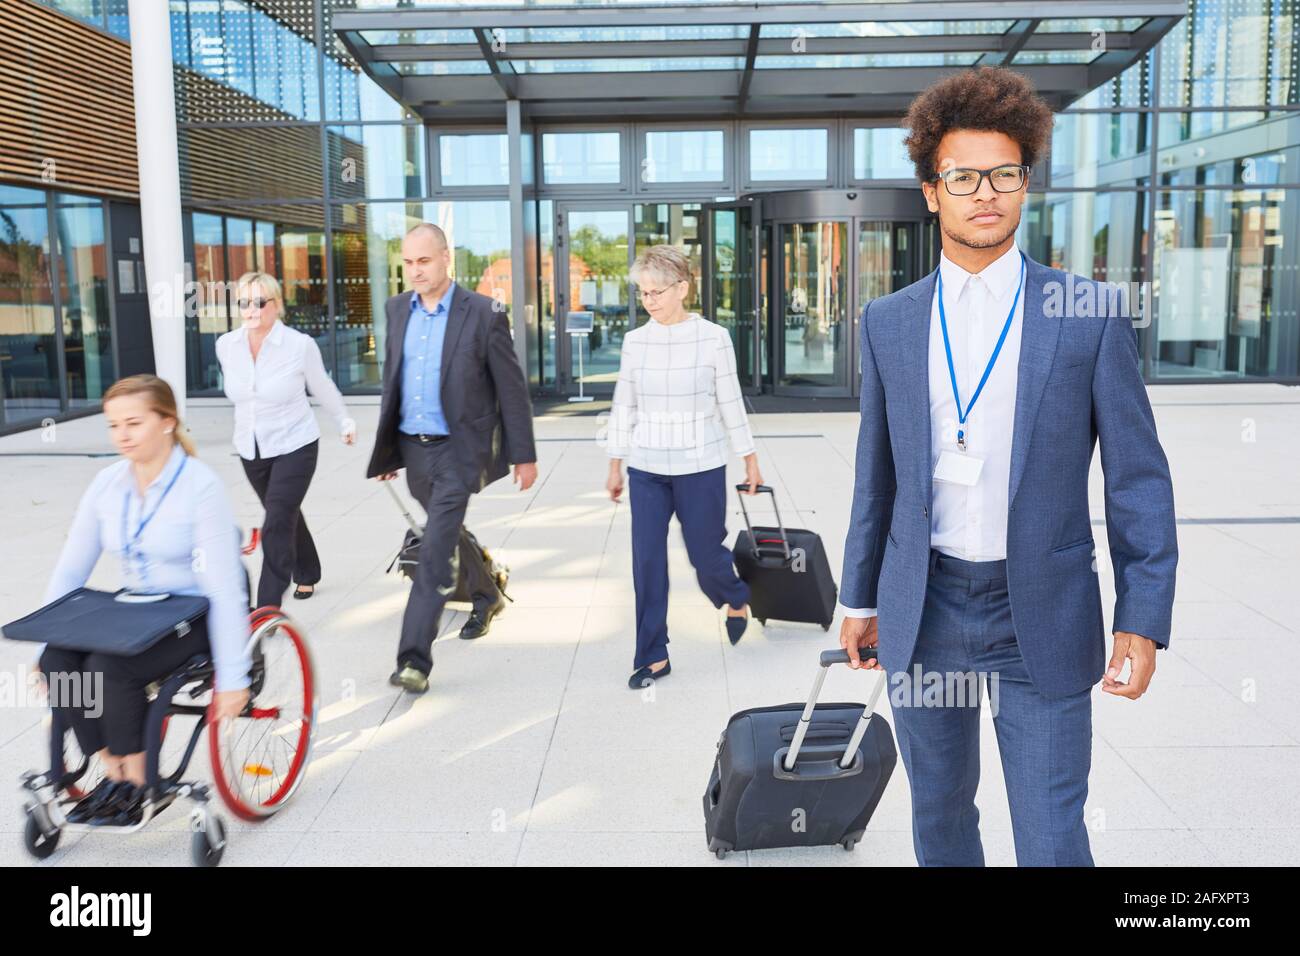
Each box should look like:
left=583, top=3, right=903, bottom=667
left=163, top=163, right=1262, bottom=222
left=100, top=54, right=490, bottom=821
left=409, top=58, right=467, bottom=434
left=715, top=847, right=728, bottom=860
left=842, top=838, right=857, bottom=852
left=822, top=623, right=830, bottom=632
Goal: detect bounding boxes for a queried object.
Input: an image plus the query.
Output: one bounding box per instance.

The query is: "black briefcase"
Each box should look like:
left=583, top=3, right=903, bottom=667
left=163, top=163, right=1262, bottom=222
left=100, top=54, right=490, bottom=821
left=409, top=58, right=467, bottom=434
left=703, top=649, right=896, bottom=859
left=732, top=484, right=838, bottom=630
left=2, top=588, right=209, bottom=656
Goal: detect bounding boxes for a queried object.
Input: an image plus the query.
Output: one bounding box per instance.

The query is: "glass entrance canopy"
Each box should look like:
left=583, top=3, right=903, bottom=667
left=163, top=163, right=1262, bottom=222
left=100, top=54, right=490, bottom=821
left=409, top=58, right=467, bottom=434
left=333, top=2, right=1186, bottom=121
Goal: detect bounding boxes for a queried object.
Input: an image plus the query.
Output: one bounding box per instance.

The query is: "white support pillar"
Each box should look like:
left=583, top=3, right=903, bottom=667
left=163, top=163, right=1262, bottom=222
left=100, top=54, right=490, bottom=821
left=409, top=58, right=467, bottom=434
left=128, top=0, right=187, bottom=418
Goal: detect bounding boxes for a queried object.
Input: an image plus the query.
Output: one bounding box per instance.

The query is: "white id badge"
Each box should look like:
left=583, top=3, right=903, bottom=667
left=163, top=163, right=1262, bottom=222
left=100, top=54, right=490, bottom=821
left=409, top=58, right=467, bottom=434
left=933, top=450, right=984, bottom=486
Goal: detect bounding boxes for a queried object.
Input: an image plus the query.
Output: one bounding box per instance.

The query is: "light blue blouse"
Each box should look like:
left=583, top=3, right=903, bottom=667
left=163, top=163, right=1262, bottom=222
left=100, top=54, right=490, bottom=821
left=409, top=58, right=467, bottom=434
left=43, top=444, right=252, bottom=692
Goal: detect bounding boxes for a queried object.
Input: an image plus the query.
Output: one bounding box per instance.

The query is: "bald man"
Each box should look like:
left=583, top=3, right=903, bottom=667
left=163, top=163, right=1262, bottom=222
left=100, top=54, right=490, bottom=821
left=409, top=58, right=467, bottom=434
left=368, top=223, right=538, bottom=693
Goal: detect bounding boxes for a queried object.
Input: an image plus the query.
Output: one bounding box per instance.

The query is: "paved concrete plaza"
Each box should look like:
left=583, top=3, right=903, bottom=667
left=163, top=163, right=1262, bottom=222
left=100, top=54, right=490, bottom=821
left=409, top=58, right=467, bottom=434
left=2, top=383, right=1298, bottom=866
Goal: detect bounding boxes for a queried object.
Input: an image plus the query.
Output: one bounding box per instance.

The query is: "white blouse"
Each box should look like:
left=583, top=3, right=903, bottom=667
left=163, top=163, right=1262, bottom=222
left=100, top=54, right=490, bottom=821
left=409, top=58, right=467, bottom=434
left=606, top=312, right=755, bottom=475
left=43, top=444, right=252, bottom=692
left=216, top=320, right=355, bottom=461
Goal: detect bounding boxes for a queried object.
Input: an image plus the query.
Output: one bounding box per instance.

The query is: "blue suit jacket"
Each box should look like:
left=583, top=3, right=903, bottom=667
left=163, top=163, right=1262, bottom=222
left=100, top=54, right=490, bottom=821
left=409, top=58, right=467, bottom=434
left=840, top=253, right=1178, bottom=699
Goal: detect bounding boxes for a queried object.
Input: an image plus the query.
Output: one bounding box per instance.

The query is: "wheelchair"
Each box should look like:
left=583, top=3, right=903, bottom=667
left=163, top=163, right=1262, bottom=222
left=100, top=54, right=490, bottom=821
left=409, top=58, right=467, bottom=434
left=20, top=604, right=317, bottom=867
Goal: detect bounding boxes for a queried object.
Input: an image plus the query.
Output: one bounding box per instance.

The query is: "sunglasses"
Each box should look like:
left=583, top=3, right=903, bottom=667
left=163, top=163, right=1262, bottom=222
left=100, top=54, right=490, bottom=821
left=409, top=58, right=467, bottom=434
left=237, top=296, right=271, bottom=310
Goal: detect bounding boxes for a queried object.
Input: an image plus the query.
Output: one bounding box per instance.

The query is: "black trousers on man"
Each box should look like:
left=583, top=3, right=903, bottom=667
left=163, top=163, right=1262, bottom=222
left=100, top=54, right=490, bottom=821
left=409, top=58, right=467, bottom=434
left=241, top=438, right=321, bottom=608
left=396, top=433, right=497, bottom=675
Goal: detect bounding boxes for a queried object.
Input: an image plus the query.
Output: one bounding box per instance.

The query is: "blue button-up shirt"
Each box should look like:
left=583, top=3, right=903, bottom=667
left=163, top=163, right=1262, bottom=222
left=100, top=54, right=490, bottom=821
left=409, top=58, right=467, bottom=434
left=399, top=284, right=455, bottom=436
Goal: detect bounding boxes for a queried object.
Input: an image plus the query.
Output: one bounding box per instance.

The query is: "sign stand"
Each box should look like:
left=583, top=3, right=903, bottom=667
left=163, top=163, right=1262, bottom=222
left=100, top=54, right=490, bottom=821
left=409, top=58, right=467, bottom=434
left=566, top=311, right=595, bottom=403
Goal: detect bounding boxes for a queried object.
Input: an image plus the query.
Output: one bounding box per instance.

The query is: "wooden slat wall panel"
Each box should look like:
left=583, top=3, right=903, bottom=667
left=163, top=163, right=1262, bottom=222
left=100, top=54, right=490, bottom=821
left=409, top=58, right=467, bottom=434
left=0, top=0, right=139, bottom=196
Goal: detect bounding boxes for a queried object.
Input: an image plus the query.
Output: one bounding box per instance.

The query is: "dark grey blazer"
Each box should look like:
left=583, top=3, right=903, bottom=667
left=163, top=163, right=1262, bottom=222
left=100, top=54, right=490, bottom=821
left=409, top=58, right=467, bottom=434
left=365, top=285, right=537, bottom=493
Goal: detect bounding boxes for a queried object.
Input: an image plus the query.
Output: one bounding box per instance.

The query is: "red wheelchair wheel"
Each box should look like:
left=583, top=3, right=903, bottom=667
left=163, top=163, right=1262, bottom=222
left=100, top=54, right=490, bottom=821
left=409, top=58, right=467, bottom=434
left=208, top=609, right=317, bottom=821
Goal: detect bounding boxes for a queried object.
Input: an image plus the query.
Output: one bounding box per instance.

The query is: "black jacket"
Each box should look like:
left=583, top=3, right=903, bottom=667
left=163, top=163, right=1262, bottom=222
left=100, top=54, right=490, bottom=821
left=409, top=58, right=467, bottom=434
left=365, top=285, right=537, bottom=493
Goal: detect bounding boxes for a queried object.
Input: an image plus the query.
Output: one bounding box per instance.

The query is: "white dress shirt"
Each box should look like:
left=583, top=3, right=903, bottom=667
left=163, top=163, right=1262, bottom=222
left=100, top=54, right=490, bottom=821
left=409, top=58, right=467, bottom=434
left=606, top=312, right=755, bottom=475
left=843, top=240, right=1026, bottom=619
left=42, top=444, right=253, bottom=692
left=216, top=320, right=356, bottom=461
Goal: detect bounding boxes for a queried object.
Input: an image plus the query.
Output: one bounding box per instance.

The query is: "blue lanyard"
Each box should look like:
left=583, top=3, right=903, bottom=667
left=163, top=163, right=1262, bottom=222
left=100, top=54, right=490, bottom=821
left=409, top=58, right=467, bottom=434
left=937, top=252, right=1025, bottom=449
left=120, top=454, right=188, bottom=583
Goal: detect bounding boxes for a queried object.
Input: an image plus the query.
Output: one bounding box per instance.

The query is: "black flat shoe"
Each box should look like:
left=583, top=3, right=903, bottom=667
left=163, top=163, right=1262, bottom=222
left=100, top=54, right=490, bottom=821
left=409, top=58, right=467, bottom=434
left=65, top=779, right=123, bottom=824
left=628, top=661, right=671, bottom=690
left=459, top=598, right=506, bottom=640
left=293, top=585, right=315, bottom=600
left=92, top=782, right=143, bottom=826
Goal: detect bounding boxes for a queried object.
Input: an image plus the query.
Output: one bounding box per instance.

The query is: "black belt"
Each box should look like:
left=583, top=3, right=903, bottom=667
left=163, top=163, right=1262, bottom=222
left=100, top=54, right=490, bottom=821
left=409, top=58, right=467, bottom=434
left=401, top=432, right=450, bottom=446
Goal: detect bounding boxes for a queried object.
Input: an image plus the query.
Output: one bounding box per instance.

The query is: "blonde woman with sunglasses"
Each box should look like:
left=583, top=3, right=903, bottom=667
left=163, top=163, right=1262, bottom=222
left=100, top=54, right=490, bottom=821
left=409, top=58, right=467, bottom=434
left=216, top=272, right=356, bottom=607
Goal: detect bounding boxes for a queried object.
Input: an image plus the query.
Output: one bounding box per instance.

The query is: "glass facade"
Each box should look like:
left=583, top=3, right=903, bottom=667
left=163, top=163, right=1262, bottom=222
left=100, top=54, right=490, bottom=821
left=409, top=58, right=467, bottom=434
left=6, top=0, right=1297, bottom=430
left=0, top=185, right=115, bottom=429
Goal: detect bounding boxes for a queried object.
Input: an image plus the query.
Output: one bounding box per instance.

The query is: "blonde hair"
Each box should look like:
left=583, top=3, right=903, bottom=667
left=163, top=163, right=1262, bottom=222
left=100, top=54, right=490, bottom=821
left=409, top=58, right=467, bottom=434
left=236, top=271, right=284, bottom=315
left=630, top=244, right=691, bottom=292
left=102, top=374, right=197, bottom=456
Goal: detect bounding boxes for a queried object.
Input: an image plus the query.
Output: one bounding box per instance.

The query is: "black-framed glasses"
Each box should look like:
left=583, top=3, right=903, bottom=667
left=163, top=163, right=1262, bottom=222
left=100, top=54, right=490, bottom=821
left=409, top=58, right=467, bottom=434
left=931, top=164, right=1029, bottom=196
left=237, top=296, right=271, bottom=310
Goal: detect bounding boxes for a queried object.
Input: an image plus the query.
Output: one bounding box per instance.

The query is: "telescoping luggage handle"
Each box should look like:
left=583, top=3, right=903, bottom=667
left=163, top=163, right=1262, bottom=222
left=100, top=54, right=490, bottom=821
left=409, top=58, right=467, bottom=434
left=783, top=649, right=887, bottom=773
left=383, top=480, right=423, bottom=537
left=734, top=483, right=791, bottom=561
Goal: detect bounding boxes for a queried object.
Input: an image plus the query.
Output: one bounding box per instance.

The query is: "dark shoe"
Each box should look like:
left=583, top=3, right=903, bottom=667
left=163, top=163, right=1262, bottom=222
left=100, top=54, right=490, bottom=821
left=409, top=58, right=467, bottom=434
left=459, top=598, right=505, bottom=640
left=725, top=607, right=749, bottom=645
left=389, top=664, right=429, bottom=694
left=65, top=779, right=122, bottom=824
left=91, top=782, right=142, bottom=826
left=627, top=661, right=671, bottom=690
left=293, top=585, right=315, bottom=600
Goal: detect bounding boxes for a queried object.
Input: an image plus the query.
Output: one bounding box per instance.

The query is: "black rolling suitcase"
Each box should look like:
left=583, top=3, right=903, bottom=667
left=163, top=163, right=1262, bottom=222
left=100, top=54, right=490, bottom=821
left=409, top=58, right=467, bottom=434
left=383, top=482, right=511, bottom=604
left=703, top=649, right=896, bottom=859
left=732, top=484, right=837, bottom=630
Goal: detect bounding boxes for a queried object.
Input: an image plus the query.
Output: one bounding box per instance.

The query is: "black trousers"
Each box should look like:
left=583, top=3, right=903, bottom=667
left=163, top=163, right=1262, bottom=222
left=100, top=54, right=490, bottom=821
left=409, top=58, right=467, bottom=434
left=39, top=617, right=212, bottom=757
left=396, top=435, right=496, bottom=674
left=241, top=438, right=321, bottom=608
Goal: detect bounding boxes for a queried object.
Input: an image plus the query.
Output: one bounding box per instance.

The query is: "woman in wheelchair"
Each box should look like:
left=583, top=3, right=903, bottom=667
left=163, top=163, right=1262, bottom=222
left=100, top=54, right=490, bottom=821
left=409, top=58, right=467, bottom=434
left=35, top=375, right=251, bottom=826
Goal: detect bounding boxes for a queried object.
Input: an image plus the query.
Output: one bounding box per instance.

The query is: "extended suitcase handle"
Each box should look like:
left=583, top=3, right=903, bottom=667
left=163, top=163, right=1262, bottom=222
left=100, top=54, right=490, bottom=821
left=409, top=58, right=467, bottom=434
left=785, top=649, right=886, bottom=773
left=734, top=483, right=791, bottom=561
left=383, top=480, right=423, bottom=536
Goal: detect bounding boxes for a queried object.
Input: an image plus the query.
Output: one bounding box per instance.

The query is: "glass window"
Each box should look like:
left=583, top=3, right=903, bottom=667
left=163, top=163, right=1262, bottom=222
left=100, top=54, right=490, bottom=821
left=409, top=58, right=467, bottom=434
left=1071, top=50, right=1150, bottom=108
left=539, top=199, right=555, bottom=387
left=542, top=132, right=621, bottom=185
left=0, top=185, right=59, bottom=426
left=53, top=195, right=114, bottom=408
left=1153, top=188, right=1298, bottom=379
left=328, top=124, right=427, bottom=200
left=1050, top=113, right=1150, bottom=187
left=439, top=134, right=509, bottom=187
left=633, top=203, right=704, bottom=327
left=642, top=131, right=725, bottom=184
left=853, top=128, right=912, bottom=180
left=326, top=38, right=415, bottom=122
left=749, top=128, right=828, bottom=182
left=329, top=201, right=513, bottom=389
left=188, top=212, right=229, bottom=393
left=1018, top=191, right=1148, bottom=287
left=225, top=217, right=255, bottom=280
left=107, top=0, right=129, bottom=39
left=1158, top=2, right=1299, bottom=108
left=220, top=0, right=255, bottom=97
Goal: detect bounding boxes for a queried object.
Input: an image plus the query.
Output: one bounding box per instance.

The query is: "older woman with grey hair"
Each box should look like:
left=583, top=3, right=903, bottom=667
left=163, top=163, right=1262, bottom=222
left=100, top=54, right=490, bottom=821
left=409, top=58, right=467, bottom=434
left=605, top=244, right=762, bottom=689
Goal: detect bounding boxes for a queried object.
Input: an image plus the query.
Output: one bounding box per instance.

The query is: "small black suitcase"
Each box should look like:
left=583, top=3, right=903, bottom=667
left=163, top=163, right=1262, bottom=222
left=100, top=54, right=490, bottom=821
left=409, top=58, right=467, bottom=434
left=732, top=484, right=838, bottom=630
left=383, top=482, right=510, bottom=604
left=704, top=649, right=896, bottom=859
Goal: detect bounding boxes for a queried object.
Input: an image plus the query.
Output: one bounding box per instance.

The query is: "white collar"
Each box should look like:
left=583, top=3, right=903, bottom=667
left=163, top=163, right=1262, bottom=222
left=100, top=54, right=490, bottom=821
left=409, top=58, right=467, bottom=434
left=938, top=240, right=1022, bottom=303
left=236, top=319, right=285, bottom=346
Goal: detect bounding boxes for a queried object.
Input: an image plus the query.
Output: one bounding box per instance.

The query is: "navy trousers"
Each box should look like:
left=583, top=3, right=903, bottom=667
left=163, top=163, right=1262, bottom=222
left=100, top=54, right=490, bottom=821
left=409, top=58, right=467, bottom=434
left=888, top=548, right=1095, bottom=867
left=628, top=465, right=750, bottom=670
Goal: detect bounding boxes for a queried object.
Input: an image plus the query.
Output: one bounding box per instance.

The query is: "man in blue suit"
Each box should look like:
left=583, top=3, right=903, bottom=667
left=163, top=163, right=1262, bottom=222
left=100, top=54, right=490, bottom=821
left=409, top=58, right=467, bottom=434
left=839, top=66, right=1177, bottom=866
